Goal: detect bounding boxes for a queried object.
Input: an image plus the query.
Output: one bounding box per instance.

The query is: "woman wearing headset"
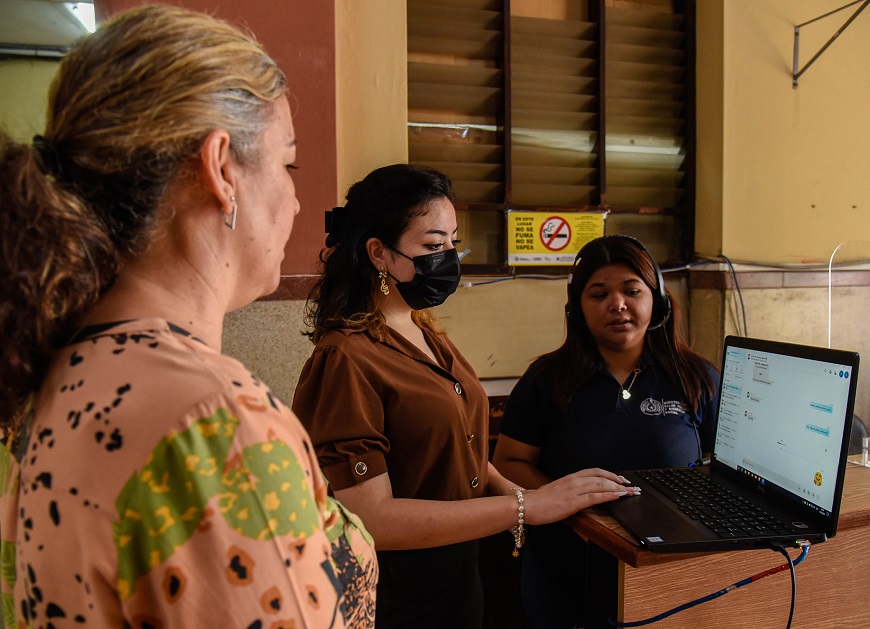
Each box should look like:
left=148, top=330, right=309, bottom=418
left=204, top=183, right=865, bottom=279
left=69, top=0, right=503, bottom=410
left=292, top=167, right=640, bottom=629
left=493, top=235, right=720, bottom=629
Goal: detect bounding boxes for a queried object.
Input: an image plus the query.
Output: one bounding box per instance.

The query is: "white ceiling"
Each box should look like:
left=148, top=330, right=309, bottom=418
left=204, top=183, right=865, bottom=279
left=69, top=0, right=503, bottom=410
left=0, top=0, right=91, bottom=50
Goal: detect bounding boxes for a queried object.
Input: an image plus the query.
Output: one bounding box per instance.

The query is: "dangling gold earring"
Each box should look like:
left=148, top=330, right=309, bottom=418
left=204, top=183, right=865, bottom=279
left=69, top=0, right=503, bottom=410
left=379, top=267, right=390, bottom=296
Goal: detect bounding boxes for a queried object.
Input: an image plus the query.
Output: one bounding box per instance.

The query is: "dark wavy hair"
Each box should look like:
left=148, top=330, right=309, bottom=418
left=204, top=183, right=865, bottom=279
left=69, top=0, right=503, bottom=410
left=535, top=235, right=717, bottom=412
left=0, top=5, right=287, bottom=428
left=305, top=164, right=456, bottom=343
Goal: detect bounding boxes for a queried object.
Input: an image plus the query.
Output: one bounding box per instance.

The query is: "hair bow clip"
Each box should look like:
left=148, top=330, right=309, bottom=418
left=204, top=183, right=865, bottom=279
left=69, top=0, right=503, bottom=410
left=325, top=205, right=348, bottom=247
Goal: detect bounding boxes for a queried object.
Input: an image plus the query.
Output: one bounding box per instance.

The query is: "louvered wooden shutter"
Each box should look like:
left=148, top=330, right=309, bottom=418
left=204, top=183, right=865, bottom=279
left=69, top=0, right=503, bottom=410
left=604, top=6, right=687, bottom=210
left=509, top=15, right=599, bottom=207
left=406, top=0, right=694, bottom=267
left=407, top=0, right=505, bottom=204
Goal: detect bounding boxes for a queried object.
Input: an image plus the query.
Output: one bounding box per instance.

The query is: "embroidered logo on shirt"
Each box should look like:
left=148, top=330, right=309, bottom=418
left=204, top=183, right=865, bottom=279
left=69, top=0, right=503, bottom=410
left=640, top=399, right=688, bottom=416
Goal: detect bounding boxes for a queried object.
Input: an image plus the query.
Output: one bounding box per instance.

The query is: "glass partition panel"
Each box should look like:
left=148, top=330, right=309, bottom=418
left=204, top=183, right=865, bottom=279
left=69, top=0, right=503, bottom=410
left=830, top=240, right=870, bottom=464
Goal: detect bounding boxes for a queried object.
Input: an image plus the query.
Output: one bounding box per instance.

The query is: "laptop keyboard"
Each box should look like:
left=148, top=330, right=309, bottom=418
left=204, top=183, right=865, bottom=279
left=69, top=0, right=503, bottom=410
left=637, top=468, right=797, bottom=539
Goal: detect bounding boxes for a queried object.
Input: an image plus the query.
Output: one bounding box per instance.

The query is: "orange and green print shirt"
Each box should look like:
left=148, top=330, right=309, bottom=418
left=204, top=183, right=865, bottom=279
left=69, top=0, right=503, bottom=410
left=0, top=319, right=376, bottom=628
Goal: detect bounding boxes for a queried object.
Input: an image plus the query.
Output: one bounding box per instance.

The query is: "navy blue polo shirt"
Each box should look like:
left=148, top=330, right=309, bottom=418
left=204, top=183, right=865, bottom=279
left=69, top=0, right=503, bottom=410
left=500, top=354, right=720, bottom=478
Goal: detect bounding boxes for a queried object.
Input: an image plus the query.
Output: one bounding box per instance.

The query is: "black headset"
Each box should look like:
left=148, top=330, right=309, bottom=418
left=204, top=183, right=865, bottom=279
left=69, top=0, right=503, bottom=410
left=565, top=235, right=672, bottom=331
left=566, top=236, right=700, bottom=462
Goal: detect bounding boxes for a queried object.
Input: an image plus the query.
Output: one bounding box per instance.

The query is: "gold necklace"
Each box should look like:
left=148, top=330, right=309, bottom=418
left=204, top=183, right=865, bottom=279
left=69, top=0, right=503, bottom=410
left=621, top=368, right=642, bottom=400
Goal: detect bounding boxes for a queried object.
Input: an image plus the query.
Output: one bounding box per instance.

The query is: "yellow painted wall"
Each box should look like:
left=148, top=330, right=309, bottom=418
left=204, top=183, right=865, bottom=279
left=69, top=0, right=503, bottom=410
left=438, top=274, right=689, bottom=378
left=694, top=1, right=724, bottom=258
left=691, top=1, right=870, bottom=438
left=0, top=59, right=59, bottom=142
left=696, top=0, right=870, bottom=264
left=334, top=0, right=408, bottom=202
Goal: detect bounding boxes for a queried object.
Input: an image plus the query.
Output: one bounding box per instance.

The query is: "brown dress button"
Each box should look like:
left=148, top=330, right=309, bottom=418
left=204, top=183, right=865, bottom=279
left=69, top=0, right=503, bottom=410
left=454, top=382, right=463, bottom=395
left=354, top=462, right=368, bottom=476
left=470, top=476, right=479, bottom=488
left=467, top=434, right=475, bottom=443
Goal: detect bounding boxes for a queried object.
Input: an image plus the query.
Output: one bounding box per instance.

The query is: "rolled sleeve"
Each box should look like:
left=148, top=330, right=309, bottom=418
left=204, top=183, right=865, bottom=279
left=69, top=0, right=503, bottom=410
left=293, top=343, right=390, bottom=491
left=321, top=447, right=389, bottom=490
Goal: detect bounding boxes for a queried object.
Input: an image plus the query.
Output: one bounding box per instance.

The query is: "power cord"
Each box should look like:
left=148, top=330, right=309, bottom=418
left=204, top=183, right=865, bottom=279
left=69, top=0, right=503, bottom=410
left=719, top=254, right=748, bottom=337
left=771, top=543, right=798, bottom=629
left=608, top=541, right=810, bottom=627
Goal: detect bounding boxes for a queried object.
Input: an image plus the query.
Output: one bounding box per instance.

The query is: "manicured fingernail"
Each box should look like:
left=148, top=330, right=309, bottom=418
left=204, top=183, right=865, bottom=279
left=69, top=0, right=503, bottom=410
left=618, top=475, right=630, bottom=484
left=616, top=491, right=628, bottom=497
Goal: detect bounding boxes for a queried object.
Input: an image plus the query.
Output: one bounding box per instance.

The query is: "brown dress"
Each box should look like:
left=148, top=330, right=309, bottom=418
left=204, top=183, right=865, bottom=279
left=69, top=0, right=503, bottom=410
left=293, top=326, right=489, bottom=628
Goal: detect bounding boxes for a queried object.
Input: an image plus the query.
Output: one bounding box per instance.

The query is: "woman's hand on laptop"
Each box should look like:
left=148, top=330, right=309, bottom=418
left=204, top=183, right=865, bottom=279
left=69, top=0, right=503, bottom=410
left=523, top=468, right=641, bottom=524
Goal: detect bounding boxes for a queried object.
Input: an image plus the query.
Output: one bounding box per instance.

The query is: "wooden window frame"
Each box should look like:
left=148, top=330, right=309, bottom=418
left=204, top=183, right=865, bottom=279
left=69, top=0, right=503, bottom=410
left=408, top=0, right=696, bottom=275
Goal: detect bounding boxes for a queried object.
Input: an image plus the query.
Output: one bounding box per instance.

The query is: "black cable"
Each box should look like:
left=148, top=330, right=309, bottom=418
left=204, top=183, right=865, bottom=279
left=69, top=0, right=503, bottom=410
left=772, top=544, right=798, bottom=629
left=720, top=254, right=748, bottom=336
left=660, top=325, right=703, bottom=464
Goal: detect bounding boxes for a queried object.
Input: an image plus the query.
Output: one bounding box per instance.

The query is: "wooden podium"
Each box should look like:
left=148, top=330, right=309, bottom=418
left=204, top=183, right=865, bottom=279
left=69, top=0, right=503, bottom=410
left=567, top=463, right=870, bottom=628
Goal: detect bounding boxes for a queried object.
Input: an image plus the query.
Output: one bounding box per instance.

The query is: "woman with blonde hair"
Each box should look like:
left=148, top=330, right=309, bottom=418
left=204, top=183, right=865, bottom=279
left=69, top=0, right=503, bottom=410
left=0, top=5, right=375, bottom=626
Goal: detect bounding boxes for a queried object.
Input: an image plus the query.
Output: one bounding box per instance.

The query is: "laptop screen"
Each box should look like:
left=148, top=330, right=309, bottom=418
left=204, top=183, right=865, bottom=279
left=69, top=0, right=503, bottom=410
left=713, top=338, right=856, bottom=518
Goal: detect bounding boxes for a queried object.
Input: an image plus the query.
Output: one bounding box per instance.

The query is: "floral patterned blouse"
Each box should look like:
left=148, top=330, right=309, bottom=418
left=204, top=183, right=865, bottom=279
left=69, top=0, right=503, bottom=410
left=0, top=319, right=377, bottom=628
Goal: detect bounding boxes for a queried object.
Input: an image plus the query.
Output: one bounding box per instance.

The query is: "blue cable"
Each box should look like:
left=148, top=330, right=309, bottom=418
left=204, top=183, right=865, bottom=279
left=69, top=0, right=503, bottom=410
left=608, top=543, right=810, bottom=627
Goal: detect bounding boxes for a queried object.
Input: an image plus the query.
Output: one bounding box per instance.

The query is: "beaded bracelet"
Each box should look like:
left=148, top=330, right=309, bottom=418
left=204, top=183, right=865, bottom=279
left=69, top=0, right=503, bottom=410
left=509, top=487, right=525, bottom=557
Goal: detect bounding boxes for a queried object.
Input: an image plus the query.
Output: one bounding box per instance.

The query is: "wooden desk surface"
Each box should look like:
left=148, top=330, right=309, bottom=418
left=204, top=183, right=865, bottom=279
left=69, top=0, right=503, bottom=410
left=571, top=463, right=870, bottom=628
left=567, top=462, right=870, bottom=569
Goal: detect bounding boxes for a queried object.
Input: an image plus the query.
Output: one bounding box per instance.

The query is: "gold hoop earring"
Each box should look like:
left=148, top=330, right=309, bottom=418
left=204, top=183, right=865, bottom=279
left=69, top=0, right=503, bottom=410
left=379, top=267, right=390, bottom=296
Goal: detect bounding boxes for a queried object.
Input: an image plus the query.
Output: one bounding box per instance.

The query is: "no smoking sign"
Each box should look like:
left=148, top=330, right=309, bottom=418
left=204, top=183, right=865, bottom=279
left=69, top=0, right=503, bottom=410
left=507, top=211, right=605, bottom=266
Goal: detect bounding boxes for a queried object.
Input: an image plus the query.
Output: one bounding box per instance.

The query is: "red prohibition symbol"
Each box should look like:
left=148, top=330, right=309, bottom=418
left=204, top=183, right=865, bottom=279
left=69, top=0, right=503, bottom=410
left=540, top=216, right=571, bottom=251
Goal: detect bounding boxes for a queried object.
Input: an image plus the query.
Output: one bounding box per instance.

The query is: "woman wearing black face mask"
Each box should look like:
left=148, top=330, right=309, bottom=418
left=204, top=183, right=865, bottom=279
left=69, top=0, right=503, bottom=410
left=292, top=164, right=639, bottom=629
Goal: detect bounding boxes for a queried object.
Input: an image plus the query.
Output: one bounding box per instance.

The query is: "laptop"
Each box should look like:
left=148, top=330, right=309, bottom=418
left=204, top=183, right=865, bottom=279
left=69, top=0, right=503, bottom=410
left=605, top=335, right=860, bottom=553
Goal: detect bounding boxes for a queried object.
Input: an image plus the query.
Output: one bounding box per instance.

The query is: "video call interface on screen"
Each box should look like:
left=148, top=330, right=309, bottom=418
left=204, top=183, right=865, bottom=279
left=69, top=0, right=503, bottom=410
left=714, top=347, right=852, bottom=515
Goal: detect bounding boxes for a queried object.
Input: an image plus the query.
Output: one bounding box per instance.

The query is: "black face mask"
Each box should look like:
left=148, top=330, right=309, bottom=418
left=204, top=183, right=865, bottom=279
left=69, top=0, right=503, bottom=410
left=387, top=247, right=462, bottom=310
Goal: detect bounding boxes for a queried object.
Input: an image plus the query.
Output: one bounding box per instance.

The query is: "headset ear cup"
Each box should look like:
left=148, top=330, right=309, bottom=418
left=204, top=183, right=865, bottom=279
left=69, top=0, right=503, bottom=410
left=565, top=302, right=585, bottom=329
left=659, top=294, right=672, bottom=326
left=647, top=252, right=670, bottom=329
left=649, top=292, right=672, bottom=330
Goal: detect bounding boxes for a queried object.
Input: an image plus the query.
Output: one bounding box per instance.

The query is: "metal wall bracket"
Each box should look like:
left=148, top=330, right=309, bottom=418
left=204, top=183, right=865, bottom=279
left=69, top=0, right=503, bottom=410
left=792, top=0, right=870, bottom=88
